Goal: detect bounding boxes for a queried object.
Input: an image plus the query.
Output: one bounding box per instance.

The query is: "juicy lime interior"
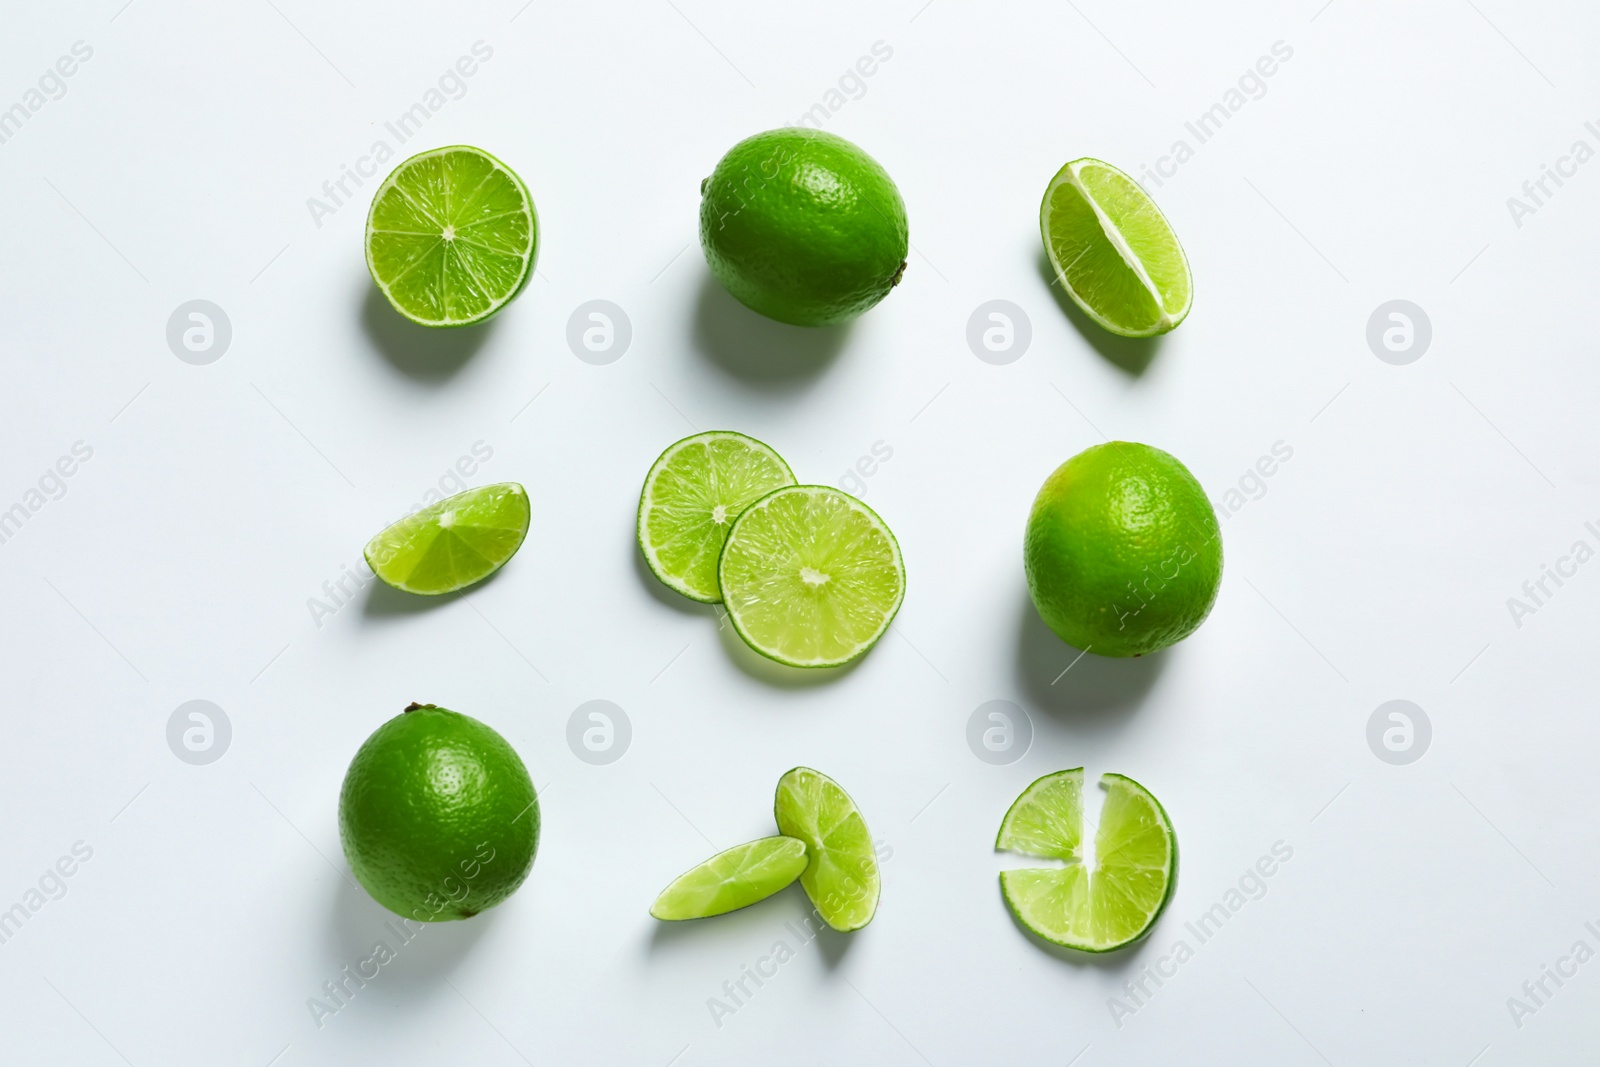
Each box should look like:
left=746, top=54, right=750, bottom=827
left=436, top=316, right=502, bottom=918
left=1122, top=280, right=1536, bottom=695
left=1040, top=158, right=1190, bottom=337
left=649, top=836, right=808, bottom=921
left=997, top=769, right=1176, bottom=952
left=364, top=482, right=530, bottom=595
left=366, top=146, right=537, bottom=327
left=637, top=432, right=796, bottom=603
left=774, top=767, right=880, bottom=932
left=718, top=486, right=904, bottom=668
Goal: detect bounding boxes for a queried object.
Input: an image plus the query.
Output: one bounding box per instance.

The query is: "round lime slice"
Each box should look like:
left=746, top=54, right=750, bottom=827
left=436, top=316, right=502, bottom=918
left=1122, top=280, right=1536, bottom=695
left=1040, top=157, right=1191, bottom=337
left=364, top=482, right=530, bottom=595
left=365, top=146, right=537, bottom=327
left=718, top=486, right=905, bottom=668
left=637, top=431, right=796, bottom=603
left=996, top=768, right=1178, bottom=952
left=774, top=767, right=879, bottom=932
left=649, top=836, right=808, bottom=921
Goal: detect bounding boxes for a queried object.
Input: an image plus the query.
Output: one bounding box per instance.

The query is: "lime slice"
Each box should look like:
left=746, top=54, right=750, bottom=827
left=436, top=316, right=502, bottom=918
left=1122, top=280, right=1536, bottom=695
left=364, top=483, right=530, bottom=595
left=637, top=432, right=796, bottom=603
left=365, top=146, right=537, bottom=327
left=774, top=767, right=879, bottom=931
left=1040, top=158, right=1191, bottom=337
left=718, top=486, right=905, bottom=668
left=649, top=836, right=809, bottom=921
left=996, top=769, right=1177, bottom=952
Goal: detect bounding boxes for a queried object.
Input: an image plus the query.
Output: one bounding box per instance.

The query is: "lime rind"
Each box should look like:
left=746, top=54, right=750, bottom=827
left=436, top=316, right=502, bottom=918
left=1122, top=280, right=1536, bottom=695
left=649, top=836, right=809, bottom=921
left=364, top=482, right=530, bottom=595
left=637, top=431, right=797, bottom=604
left=717, top=485, right=906, bottom=669
left=997, top=769, right=1177, bottom=952
left=774, top=767, right=879, bottom=932
left=1040, top=157, right=1191, bottom=338
left=365, top=145, right=538, bottom=328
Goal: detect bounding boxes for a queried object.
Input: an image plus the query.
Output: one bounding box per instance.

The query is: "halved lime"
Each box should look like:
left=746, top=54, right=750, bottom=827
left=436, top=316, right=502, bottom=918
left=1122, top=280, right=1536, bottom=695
left=637, top=432, right=796, bottom=603
left=996, top=769, right=1177, bottom=952
left=774, top=767, right=879, bottom=931
left=649, top=836, right=808, bottom=921
left=1040, top=158, right=1191, bottom=337
left=364, top=483, right=530, bottom=595
left=718, top=486, right=904, bottom=668
left=365, top=146, right=537, bottom=327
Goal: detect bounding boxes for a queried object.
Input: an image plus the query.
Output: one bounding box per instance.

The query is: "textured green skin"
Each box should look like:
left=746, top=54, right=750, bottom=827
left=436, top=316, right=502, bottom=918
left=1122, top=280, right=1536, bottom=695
left=1024, top=443, right=1222, bottom=658
left=699, top=128, right=908, bottom=327
left=338, top=705, right=539, bottom=921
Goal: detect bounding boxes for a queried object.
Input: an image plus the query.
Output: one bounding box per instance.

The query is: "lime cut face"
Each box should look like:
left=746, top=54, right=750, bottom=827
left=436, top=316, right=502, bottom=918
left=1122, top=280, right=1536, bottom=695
left=718, top=486, right=905, bottom=668
left=338, top=704, right=539, bottom=922
left=365, top=482, right=530, bottom=595
left=649, top=836, right=809, bottom=921
left=366, top=146, right=537, bottom=327
left=700, top=127, right=908, bottom=326
left=637, top=432, right=796, bottom=603
left=996, top=769, right=1177, bottom=952
left=774, top=767, right=879, bottom=932
left=1040, top=158, right=1191, bottom=337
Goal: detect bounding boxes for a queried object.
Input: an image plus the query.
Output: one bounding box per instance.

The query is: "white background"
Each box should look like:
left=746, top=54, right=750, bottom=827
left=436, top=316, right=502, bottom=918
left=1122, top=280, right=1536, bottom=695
left=0, top=0, right=1595, bottom=1063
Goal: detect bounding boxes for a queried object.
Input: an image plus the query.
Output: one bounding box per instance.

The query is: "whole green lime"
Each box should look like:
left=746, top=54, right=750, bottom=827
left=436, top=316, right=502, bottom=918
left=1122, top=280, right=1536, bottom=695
left=1024, top=442, right=1222, bottom=658
left=338, top=703, right=538, bottom=921
left=699, top=128, right=908, bottom=327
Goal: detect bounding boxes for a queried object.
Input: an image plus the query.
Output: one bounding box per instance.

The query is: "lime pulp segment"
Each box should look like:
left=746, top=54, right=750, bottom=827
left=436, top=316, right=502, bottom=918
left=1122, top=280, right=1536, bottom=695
left=718, top=486, right=905, bottom=668
left=364, top=482, right=530, bottom=595
left=637, top=431, right=796, bottom=603
left=365, top=146, right=537, bottom=327
left=774, top=767, right=879, bottom=931
left=1040, top=158, right=1191, bottom=337
left=649, top=836, right=809, bottom=920
left=996, top=769, right=1177, bottom=952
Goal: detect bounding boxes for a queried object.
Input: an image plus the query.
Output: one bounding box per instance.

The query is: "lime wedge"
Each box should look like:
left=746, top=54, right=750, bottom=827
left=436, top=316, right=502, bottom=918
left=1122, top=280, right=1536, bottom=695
left=365, top=146, right=537, bottom=327
left=996, top=769, right=1177, bottom=952
left=774, top=767, right=879, bottom=931
left=649, top=836, right=809, bottom=921
left=364, top=483, right=530, bottom=595
left=718, top=486, right=904, bottom=668
left=637, top=431, right=796, bottom=603
left=1040, top=158, right=1191, bottom=337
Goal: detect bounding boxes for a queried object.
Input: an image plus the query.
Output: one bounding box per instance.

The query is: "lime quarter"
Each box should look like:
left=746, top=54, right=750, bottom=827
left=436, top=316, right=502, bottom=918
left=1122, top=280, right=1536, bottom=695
left=774, top=767, right=879, bottom=932
left=364, top=482, right=530, bottom=596
left=649, top=836, right=809, bottom=920
left=1040, top=157, right=1191, bottom=337
left=365, top=145, right=537, bottom=327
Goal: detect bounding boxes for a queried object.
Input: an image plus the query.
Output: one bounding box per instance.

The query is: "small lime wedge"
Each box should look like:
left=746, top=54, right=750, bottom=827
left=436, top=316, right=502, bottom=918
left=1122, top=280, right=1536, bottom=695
left=365, top=145, right=537, bottom=327
left=637, top=431, right=796, bottom=603
left=774, top=767, right=879, bottom=931
left=996, top=769, right=1177, bottom=952
left=718, top=486, right=905, bottom=668
left=364, top=483, right=529, bottom=595
left=1040, top=158, right=1191, bottom=337
left=649, top=836, right=809, bottom=921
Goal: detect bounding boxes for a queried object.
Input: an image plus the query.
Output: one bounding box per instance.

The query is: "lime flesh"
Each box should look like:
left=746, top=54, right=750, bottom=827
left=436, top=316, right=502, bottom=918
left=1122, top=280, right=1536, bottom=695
left=365, top=146, right=537, bottom=327
left=774, top=767, right=879, bottom=931
left=365, top=482, right=529, bottom=595
left=1040, top=158, right=1191, bottom=337
left=338, top=704, right=539, bottom=922
left=637, top=431, right=796, bottom=603
left=649, top=836, right=809, bottom=920
left=700, top=128, right=908, bottom=327
left=996, top=769, right=1177, bottom=952
left=718, top=486, right=904, bottom=668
